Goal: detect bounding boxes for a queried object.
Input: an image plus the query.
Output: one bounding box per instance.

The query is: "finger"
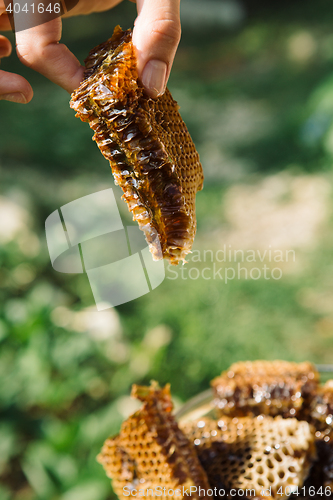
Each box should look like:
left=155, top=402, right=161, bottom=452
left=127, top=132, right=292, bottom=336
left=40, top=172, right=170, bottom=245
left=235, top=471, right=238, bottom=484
left=0, top=69, right=33, bottom=102
left=0, top=34, right=11, bottom=56
left=15, top=17, right=84, bottom=93
left=0, top=29, right=32, bottom=103
left=0, top=13, right=12, bottom=31
left=132, top=0, right=181, bottom=98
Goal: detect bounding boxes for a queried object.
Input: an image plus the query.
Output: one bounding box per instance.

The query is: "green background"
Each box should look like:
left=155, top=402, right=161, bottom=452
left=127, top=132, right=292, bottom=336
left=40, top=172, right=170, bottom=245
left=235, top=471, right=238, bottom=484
left=1, top=0, right=333, bottom=498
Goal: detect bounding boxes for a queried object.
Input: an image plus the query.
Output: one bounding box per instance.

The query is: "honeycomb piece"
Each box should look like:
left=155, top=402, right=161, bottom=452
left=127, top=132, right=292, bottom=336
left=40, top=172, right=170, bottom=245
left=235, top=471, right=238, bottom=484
left=182, top=415, right=316, bottom=500
left=70, top=26, right=203, bottom=265
left=211, top=361, right=319, bottom=419
left=98, top=382, right=211, bottom=500
left=311, top=380, right=333, bottom=435
left=305, top=380, right=333, bottom=490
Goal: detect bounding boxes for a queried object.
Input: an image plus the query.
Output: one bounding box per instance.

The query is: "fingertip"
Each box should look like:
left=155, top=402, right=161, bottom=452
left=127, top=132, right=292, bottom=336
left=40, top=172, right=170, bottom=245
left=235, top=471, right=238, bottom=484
left=14, top=78, right=34, bottom=102
left=0, top=35, right=12, bottom=58
left=132, top=0, right=181, bottom=95
left=141, top=59, right=167, bottom=98
left=67, top=65, right=85, bottom=94
left=24, top=86, right=34, bottom=103
left=0, top=71, right=33, bottom=103
left=0, top=92, right=27, bottom=104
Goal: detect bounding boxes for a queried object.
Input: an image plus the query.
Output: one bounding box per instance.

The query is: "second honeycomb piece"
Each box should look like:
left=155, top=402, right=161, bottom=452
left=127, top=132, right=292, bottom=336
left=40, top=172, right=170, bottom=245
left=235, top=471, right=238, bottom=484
left=211, top=360, right=319, bottom=419
left=182, top=415, right=316, bottom=500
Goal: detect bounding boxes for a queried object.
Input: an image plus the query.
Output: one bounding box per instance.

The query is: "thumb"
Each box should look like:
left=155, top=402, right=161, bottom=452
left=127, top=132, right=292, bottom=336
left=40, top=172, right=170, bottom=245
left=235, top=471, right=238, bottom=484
left=132, top=0, right=181, bottom=98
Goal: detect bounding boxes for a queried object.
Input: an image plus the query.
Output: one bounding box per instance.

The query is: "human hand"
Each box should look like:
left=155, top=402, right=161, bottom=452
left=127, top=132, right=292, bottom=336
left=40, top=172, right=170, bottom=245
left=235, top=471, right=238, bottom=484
left=0, top=0, right=181, bottom=103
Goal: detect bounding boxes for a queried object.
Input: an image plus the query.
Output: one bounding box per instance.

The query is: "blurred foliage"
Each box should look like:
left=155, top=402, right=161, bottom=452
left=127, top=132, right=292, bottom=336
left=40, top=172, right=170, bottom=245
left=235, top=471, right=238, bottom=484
left=1, top=0, right=333, bottom=499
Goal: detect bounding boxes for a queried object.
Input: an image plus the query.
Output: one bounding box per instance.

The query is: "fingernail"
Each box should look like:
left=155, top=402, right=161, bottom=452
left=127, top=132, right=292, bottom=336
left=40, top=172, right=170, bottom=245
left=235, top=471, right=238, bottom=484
left=141, top=60, right=167, bottom=97
left=0, top=93, right=27, bottom=103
